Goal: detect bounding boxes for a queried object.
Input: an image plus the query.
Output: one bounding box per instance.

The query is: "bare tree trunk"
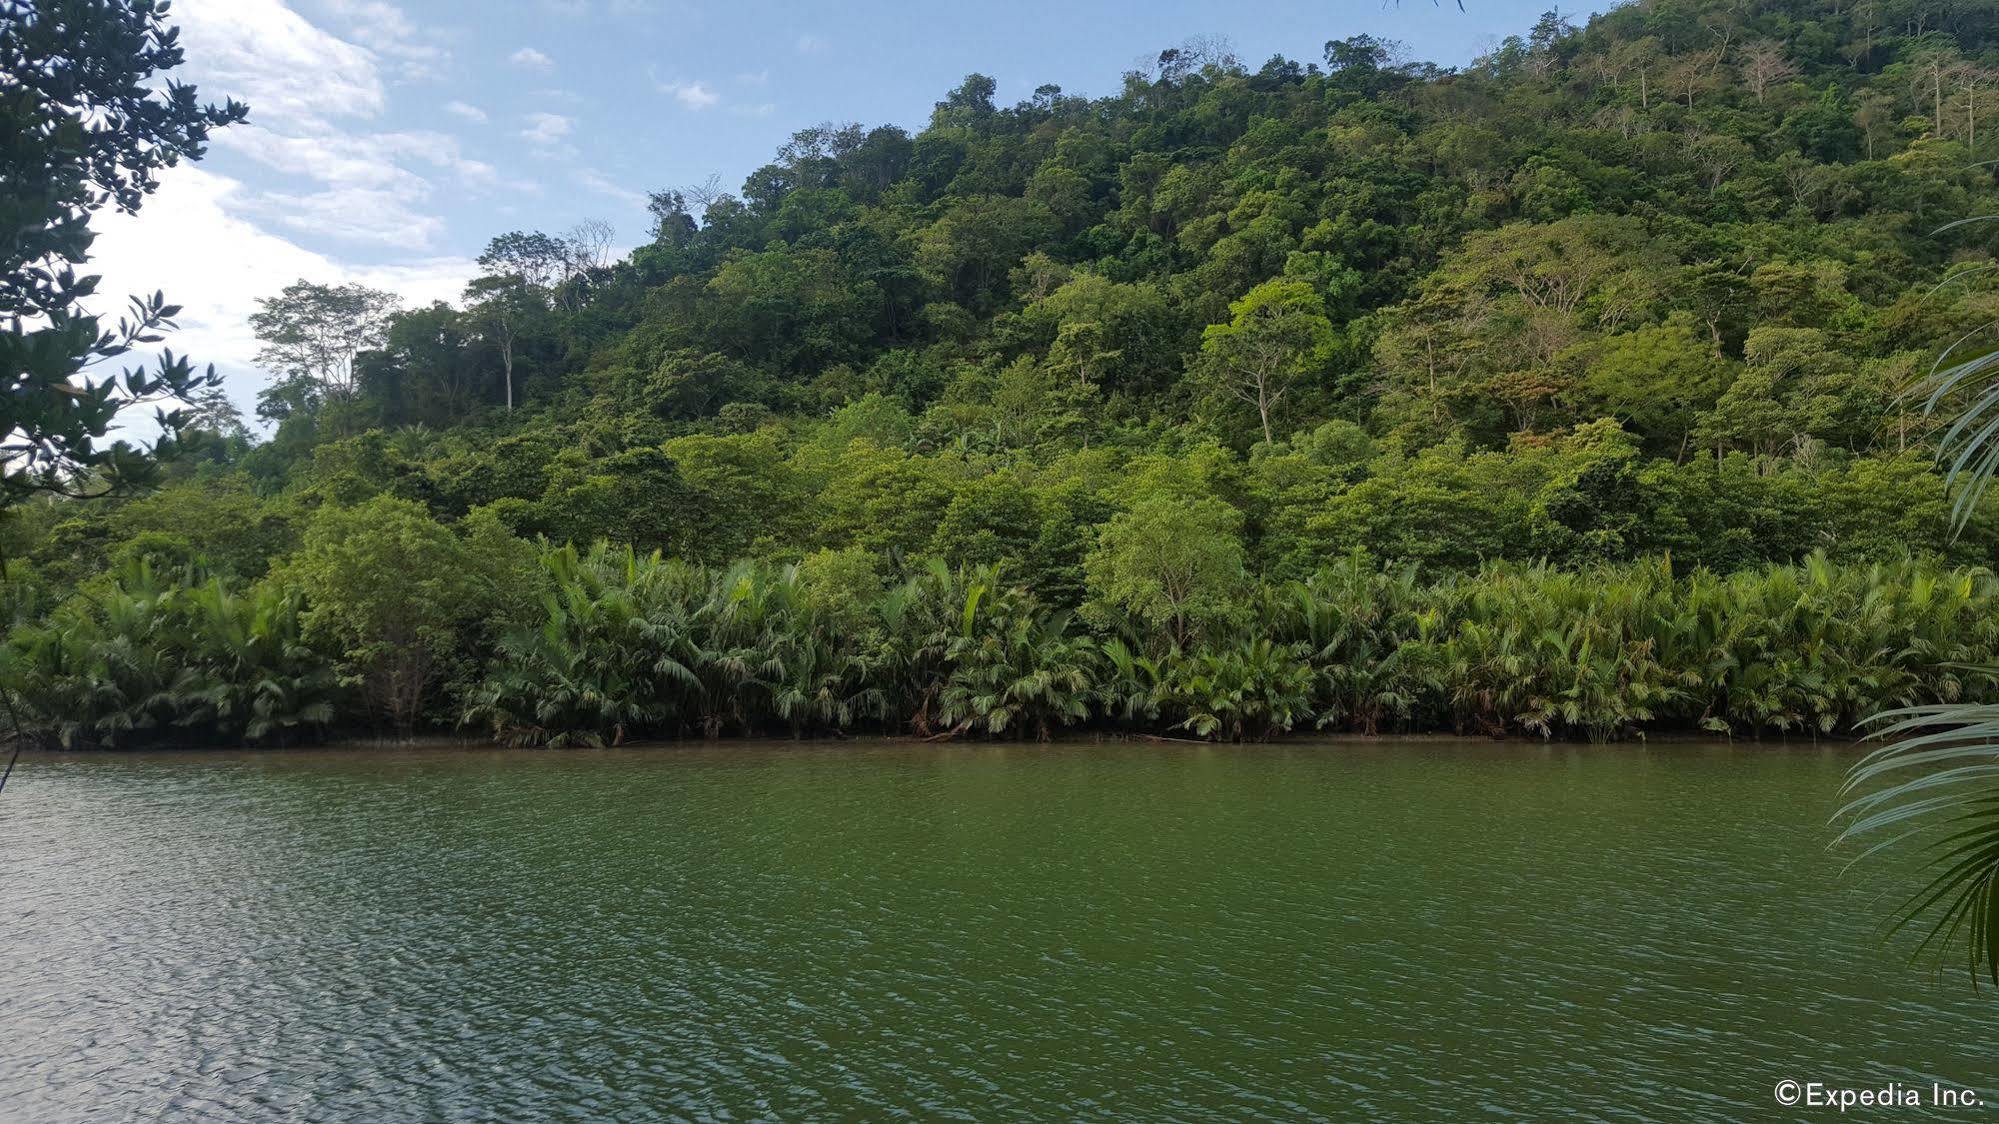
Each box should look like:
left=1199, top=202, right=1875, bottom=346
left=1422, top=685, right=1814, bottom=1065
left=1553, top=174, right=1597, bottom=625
left=1426, top=336, right=1443, bottom=425
left=502, top=331, right=516, bottom=411
left=1936, top=62, right=1946, bottom=133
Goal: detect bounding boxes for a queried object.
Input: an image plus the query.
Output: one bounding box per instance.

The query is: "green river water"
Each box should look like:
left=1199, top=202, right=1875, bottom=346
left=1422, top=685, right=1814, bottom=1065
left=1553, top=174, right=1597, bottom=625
left=1, top=739, right=1993, bottom=1120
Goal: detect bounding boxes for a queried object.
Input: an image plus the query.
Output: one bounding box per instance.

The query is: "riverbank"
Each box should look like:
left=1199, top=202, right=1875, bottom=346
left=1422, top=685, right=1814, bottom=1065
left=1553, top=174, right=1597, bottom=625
left=7, top=726, right=1871, bottom=758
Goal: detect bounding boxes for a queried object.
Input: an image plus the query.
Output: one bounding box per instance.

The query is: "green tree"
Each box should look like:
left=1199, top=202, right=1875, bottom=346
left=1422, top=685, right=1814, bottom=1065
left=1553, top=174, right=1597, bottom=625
left=465, top=231, right=566, bottom=411
left=1028, top=273, right=1177, bottom=394
left=250, top=281, right=401, bottom=428
left=279, top=496, right=480, bottom=734
left=665, top=428, right=808, bottom=560
left=1573, top=323, right=1735, bottom=455
left=1, top=0, right=244, bottom=509
left=1196, top=278, right=1335, bottom=445
left=530, top=447, right=697, bottom=553
left=916, top=196, right=1057, bottom=312
left=363, top=302, right=484, bottom=426
left=796, top=546, right=884, bottom=634
left=1085, top=495, right=1247, bottom=647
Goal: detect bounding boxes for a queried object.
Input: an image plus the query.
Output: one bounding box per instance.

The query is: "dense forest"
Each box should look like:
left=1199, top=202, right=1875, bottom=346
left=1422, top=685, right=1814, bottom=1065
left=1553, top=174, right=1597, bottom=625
left=14, top=0, right=1999, bottom=747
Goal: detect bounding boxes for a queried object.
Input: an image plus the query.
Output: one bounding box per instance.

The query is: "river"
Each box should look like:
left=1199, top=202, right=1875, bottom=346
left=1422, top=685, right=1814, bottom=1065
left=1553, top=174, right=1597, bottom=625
left=0, top=739, right=1991, bottom=1120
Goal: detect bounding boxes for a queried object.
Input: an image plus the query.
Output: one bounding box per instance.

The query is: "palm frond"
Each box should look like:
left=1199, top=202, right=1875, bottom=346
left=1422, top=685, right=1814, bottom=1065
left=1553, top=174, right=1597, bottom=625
left=1838, top=702, right=1999, bottom=983
left=1841, top=234, right=1999, bottom=980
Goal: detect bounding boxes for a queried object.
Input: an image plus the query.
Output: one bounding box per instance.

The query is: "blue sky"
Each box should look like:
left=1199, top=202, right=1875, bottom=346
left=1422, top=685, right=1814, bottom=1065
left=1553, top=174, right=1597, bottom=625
left=93, top=0, right=1609, bottom=418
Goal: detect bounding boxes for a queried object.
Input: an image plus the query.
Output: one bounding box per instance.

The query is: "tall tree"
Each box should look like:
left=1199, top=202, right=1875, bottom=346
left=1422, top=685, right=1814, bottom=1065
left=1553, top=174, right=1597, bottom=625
left=364, top=302, right=482, bottom=426
left=1735, top=40, right=1796, bottom=103
left=1907, top=36, right=1965, bottom=135
left=555, top=219, right=615, bottom=313
left=249, top=281, right=399, bottom=426
left=1, top=0, right=245, bottom=507
left=646, top=190, right=698, bottom=248
left=183, top=385, right=250, bottom=444
left=476, top=230, right=567, bottom=291
left=465, top=231, right=572, bottom=408
left=462, top=279, right=538, bottom=412
left=280, top=496, right=481, bottom=736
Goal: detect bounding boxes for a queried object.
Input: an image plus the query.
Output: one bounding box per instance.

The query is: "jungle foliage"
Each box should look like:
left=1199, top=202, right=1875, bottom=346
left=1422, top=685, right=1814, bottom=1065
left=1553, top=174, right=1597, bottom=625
left=10, top=548, right=1998, bottom=747
left=15, top=0, right=1999, bottom=745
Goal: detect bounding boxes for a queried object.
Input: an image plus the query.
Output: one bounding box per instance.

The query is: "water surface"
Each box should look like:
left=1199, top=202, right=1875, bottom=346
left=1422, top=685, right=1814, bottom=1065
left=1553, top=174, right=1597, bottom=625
left=1, top=739, right=1990, bottom=1120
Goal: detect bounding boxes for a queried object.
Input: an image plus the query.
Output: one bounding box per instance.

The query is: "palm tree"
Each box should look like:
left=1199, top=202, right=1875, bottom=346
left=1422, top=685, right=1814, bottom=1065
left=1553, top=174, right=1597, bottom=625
left=1162, top=637, right=1315, bottom=742
left=463, top=544, right=699, bottom=747
left=870, top=560, right=992, bottom=735
left=0, top=561, right=341, bottom=749
left=937, top=584, right=1098, bottom=740
left=1096, top=638, right=1164, bottom=728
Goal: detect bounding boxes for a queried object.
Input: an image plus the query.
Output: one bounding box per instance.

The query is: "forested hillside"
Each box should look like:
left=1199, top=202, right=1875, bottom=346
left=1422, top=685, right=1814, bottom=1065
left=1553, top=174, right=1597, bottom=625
left=16, top=0, right=1999, bottom=746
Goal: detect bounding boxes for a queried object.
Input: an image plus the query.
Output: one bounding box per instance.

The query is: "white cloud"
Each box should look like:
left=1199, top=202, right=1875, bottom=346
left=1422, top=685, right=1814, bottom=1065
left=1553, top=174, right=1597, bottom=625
left=321, top=0, right=450, bottom=81
left=795, top=33, right=826, bottom=54
left=736, top=68, right=770, bottom=86
left=167, top=1, right=482, bottom=250
left=213, top=125, right=494, bottom=247
left=509, top=46, right=555, bottom=70
left=731, top=102, right=776, bottom=118
left=218, top=126, right=418, bottom=190
left=444, top=99, right=487, bottom=123
left=87, top=167, right=474, bottom=426
left=520, top=112, right=574, bottom=145
left=78, top=1, right=495, bottom=432
left=175, top=0, right=384, bottom=126
left=259, top=186, right=448, bottom=246
left=656, top=78, right=719, bottom=110
left=457, top=158, right=499, bottom=187
left=577, top=169, right=648, bottom=210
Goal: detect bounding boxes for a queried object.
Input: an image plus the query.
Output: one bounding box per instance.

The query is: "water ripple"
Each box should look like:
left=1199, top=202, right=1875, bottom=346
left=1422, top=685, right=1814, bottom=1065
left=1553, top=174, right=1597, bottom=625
left=0, top=741, right=1991, bottom=1121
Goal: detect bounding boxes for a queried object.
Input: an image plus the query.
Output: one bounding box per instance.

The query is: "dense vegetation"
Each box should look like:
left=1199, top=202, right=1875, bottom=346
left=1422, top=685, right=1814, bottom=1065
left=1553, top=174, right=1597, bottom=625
left=19, top=545, right=1999, bottom=747
left=13, top=0, right=1999, bottom=745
